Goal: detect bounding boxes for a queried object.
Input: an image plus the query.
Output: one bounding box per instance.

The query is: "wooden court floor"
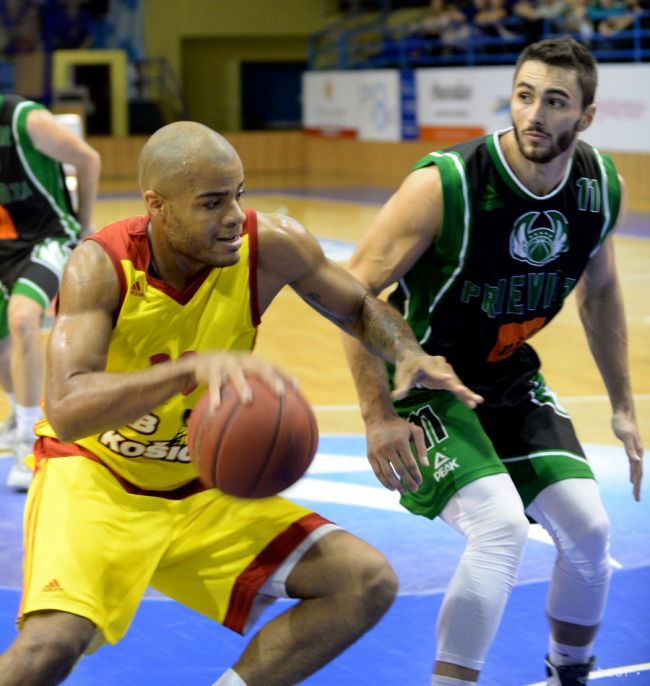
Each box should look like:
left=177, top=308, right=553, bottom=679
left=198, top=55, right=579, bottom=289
left=2, top=182, right=648, bottom=454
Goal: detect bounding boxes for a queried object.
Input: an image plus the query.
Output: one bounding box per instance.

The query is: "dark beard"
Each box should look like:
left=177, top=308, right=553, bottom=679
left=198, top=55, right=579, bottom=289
left=512, top=119, right=581, bottom=163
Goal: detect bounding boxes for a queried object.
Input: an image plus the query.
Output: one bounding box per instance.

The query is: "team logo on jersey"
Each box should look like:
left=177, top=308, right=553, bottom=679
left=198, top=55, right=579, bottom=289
left=509, top=210, right=569, bottom=267
left=432, top=452, right=459, bottom=482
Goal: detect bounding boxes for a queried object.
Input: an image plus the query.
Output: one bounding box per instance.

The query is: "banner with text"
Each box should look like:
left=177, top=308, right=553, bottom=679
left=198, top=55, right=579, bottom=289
left=415, top=63, right=650, bottom=152
left=303, top=65, right=650, bottom=152
left=303, top=70, right=403, bottom=141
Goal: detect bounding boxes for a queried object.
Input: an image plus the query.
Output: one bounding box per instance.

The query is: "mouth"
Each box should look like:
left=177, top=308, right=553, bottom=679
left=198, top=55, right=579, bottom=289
left=217, top=233, right=243, bottom=251
left=524, top=128, right=550, bottom=141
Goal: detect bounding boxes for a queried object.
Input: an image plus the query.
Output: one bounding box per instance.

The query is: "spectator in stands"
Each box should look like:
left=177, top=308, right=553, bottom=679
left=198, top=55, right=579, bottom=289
left=470, top=0, right=520, bottom=52
left=556, top=0, right=595, bottom=42
left=0, top=0, right=42, bottom=55
left=409, top=0, right=471, bottom=54
left=42, top=0, right=93, bottom=51
left=512, top=0, right=566, bottom=41
left=594, top=0, right=642, bottom=41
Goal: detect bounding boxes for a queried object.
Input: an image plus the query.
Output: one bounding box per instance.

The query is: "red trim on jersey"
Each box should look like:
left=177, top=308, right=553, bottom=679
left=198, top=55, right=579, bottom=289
left=223, top=512, right=332, bottom=634
left=244, top=208, right=261, bottom=326
left=33, top=436, right=206, bottom=500
left=87, top=216, right=212, bottom=306
left=85, top=216, right=146, bottom=313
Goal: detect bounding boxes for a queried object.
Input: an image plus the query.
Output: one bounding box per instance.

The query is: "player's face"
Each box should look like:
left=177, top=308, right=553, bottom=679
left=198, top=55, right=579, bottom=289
left=510, top=60, right=592, bottom=164
left=165, top=157, right=247, bottom=269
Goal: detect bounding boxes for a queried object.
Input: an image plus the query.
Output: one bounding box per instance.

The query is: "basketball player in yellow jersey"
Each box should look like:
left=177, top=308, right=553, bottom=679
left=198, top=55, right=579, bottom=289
left=0, top=121, right=482, bottom=686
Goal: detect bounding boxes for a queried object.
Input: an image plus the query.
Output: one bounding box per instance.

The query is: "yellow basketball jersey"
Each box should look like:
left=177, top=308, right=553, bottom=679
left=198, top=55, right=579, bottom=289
left=36, top=212, right=260, bottom=491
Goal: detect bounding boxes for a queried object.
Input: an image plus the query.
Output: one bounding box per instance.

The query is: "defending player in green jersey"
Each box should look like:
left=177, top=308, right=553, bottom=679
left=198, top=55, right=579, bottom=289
left=343, top=37, right=643, bottom=686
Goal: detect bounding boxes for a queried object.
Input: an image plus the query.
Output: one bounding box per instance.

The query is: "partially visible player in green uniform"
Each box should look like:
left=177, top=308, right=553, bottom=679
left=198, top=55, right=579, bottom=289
left=342, top=37, right=643, bottom=686
left=0, top=94, right=100, bottom=490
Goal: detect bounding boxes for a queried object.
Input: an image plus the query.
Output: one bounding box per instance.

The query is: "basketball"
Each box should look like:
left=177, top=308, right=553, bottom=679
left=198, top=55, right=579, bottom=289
left=187, top=375, right=319, bottom=498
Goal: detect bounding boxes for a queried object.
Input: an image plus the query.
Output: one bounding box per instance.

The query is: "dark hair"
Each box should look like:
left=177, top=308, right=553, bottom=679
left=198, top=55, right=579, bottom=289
left=515, top=37, right=598, bottom=109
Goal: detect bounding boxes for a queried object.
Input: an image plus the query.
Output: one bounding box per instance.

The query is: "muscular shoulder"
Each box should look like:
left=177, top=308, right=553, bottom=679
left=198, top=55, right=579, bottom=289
left=256, top=211, right=324, bottom=284
left=59, top=240, right=120, bottom=315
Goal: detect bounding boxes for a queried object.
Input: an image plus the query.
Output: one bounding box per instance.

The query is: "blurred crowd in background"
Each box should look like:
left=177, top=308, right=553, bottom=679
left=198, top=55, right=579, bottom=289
left=405, top=0, right=648, bottom=56
left=0, top=0, right=141, bottom=61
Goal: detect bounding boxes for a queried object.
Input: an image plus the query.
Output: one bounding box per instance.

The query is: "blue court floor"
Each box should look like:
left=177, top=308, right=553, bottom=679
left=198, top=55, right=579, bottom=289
left=1, top=436, right=649, bottom=685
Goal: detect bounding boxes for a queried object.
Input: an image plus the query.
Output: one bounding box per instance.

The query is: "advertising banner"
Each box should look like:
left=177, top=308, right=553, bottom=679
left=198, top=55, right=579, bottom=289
left=302, top=71, right=359, bottom=138
left=416, top=66, right=512, bottom=143
left=588, top=63, right=650, bottom=153
left=303, top=65, right=650, bottom=151
left=415, top=64, right=650, bottom=152
left=302, top=70, right=402, bottom=141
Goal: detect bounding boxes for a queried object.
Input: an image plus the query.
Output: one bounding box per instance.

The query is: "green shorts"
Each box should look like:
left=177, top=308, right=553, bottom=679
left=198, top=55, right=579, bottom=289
left=395, top=372, right=594, bottom=519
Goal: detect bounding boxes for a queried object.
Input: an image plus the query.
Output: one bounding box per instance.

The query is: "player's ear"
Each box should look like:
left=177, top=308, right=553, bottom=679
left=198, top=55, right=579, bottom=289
left=143, top=190, right=166, bottom=220
left=577, top=104, right=596, bottom=132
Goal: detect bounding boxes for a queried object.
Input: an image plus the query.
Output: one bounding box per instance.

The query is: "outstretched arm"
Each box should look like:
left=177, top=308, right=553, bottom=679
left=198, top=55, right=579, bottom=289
left=342, top=166, right=478, bottom=493
left=576, top=177, right=643, bottom=501
left=257, top=167, right=481, bottom=494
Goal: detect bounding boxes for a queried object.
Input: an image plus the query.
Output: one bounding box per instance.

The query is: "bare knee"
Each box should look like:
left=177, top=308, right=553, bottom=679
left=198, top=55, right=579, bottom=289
left=1, top=611, right=96, bottom=684
left=7, top=299, right=42, bottom=351
left=350, top=542, right=398, bottom=619
left=288, top=531, right=398, bottom=621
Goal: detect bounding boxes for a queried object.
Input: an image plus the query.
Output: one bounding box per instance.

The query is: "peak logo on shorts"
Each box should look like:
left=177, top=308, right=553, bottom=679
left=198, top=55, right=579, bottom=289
left=510, top=210, right=569, bottom=267
left=433, top=452, right=459, bottom=482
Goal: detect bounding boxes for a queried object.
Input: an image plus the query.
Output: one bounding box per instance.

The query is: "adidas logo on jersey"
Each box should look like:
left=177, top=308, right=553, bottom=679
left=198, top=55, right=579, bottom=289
left=432, top=452, right=459, bottom=482
left=130, top=281, right=144, bottom=297
left=42, top=578, right=63, bottom=592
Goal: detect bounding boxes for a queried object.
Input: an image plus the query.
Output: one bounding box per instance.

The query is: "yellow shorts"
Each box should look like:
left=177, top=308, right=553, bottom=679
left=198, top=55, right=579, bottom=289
left=21, top=456, right=335, bottom=646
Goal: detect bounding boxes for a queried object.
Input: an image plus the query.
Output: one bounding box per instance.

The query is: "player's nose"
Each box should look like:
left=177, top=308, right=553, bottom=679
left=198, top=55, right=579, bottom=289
left=224, top=199, right=246, bottom=228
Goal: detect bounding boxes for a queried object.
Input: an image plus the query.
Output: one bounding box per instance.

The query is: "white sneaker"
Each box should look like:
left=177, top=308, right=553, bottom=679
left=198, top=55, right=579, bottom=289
left=0, top=414, right=16, bottom=451
left=6, top=439, right=34, bottom=492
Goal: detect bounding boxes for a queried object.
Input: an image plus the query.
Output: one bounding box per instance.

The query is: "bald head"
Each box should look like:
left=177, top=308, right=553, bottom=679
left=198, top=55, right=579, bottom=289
left=138, top=121, right=240, bottom=197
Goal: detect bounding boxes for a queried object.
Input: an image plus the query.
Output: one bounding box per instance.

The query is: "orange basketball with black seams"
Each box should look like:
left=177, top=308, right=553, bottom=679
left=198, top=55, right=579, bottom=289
left=188, top=375, right=319, bottom=498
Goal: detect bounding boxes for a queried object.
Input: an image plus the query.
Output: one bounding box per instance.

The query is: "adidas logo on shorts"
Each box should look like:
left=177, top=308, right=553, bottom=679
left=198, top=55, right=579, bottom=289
left=42, top=578, right=63, bottom=592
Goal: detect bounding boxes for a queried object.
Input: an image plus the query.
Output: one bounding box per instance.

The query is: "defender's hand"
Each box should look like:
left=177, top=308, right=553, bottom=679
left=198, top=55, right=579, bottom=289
left=612, top=410, right=644, bottom=502
left=366, top=414, right=428, bottom=495
left=392, top=353, right=483, bottom=409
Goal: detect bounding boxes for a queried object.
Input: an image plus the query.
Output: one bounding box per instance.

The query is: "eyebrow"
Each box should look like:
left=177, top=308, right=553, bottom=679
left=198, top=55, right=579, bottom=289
left=195, top=181, right=245, bottom=200
left=515, top=81, right=571, bottom=98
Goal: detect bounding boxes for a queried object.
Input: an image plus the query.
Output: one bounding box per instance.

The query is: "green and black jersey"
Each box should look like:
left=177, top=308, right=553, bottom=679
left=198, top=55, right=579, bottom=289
left=389, top=129, right=621, bottom=401
left=0, top=94, right=79, bottom=260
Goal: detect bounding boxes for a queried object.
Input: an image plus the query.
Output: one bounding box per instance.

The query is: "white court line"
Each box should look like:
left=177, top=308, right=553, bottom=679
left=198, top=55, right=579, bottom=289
left=523, top=662, right=650, bottom=685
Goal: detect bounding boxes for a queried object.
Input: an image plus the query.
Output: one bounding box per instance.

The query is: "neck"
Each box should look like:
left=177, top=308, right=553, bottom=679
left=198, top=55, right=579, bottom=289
left=147, top=223, right=203, bottom=291
left=500, top=130, right=573, bottom=196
